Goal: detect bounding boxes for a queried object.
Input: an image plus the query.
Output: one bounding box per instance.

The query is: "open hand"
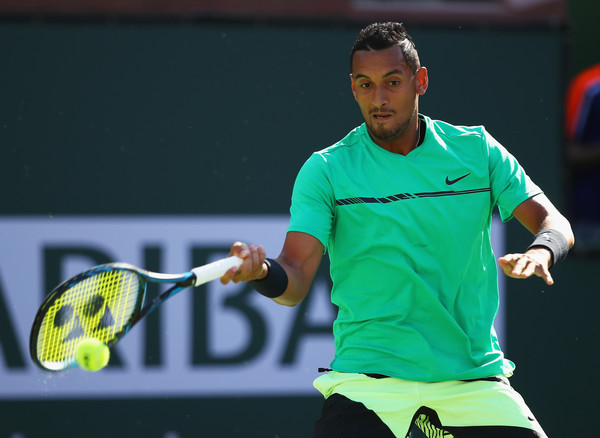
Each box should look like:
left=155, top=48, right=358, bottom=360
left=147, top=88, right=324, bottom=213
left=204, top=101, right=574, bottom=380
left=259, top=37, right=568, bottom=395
left=498, top=249, right=554, bottom=285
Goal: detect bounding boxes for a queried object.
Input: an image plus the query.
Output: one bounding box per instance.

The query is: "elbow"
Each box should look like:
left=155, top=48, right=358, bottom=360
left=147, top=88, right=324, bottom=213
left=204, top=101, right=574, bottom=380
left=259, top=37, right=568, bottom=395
left=273, top=298, right=301, bottom=307
left=567, top=227, right=575, bottom=249
left=273, top=292, right=305, bottom=307
left=561, top=217, right=576, bottom=249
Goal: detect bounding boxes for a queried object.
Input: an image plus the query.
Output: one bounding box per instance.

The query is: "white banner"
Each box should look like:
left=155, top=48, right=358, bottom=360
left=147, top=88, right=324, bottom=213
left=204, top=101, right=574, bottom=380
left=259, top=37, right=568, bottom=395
left=0, top=215, right=336, bottom=399
left=0, top=215, right=504, bottom=400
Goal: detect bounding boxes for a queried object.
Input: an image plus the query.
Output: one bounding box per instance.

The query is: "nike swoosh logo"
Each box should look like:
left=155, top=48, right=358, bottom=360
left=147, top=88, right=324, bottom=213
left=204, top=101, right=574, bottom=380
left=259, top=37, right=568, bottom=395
left=445, top=173, right=471, bottom=185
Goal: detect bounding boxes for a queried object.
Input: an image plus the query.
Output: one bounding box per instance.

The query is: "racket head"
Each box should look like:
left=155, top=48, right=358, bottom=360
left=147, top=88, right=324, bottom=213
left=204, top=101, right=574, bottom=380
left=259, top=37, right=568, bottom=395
left=29, top=263, right=147, bottom=371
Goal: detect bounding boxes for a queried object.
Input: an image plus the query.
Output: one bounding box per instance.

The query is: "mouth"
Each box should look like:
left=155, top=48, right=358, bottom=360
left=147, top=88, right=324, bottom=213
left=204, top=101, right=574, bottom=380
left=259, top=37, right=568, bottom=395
left=372, top=112, right=392, bottom=121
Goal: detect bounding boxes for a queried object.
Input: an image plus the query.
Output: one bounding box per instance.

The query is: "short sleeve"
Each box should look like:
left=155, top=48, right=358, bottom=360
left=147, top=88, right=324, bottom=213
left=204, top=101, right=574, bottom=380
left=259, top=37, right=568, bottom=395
left=287, top=152, right=335, bottom=249
left=485, top=128, right=543, bottom=221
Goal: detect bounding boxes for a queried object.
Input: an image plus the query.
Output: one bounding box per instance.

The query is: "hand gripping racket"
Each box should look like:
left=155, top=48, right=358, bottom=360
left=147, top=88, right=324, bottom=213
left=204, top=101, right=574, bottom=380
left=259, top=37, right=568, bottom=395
left=29, top=256, right=242, bottom=371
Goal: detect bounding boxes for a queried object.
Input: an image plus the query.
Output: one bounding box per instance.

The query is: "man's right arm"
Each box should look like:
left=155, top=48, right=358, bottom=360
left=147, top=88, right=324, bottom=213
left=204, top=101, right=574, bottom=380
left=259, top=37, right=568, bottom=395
left=220, top=231, right=325, bottom=307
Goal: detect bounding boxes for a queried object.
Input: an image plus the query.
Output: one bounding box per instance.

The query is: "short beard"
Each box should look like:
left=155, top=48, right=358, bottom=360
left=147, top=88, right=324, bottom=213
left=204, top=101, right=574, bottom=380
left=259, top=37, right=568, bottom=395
left=366, top=107, right=417, bottom=142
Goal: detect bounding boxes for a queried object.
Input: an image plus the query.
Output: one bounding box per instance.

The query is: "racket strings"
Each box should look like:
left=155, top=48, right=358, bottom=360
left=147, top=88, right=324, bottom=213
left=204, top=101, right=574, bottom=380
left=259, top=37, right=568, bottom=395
left=36, top=269, right=142, bottom=369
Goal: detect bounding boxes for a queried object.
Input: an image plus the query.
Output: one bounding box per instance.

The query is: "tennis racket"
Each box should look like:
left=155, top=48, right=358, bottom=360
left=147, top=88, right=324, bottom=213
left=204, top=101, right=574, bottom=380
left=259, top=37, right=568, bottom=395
left=29, top=255, right=243, bottom=372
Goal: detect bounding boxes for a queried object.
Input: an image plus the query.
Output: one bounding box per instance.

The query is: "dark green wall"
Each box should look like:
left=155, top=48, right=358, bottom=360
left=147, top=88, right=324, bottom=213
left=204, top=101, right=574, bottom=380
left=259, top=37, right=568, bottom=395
left=1, top=21, right=358, bottom=215
left=567, top=0, right=600, bottom=78
left=1, top=21, right=564, bottom=214
left=1, top=19, right=595, bottom=437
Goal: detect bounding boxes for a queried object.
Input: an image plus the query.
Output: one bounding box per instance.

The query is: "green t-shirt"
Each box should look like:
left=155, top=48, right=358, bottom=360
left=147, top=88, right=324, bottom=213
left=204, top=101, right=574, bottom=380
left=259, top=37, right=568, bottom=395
left=288, top=114, right=542, bottom=382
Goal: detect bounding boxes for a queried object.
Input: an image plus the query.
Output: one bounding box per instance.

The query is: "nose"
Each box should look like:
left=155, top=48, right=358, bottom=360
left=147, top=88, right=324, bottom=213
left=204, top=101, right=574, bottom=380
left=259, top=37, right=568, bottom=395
left=373, top=85, right=388, bottom=108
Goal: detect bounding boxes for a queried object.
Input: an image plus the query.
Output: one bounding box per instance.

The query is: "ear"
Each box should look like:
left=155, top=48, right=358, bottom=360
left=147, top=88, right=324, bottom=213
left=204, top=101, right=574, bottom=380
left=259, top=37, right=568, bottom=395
left=415, top=67, right=429, bottom=96
left=350, top=74, right=357, bottom=100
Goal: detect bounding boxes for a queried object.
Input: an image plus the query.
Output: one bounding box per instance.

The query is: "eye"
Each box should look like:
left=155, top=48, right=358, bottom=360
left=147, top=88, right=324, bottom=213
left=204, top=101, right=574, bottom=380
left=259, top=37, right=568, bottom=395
left=389, top=80, right=400, bottom=86
left=359, top=82, right=371, bottom=89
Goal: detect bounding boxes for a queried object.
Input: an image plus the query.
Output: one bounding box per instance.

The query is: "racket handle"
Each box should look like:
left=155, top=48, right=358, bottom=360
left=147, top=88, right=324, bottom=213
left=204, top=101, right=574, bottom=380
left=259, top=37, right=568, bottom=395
left=191, top=256, right=243, bottom=286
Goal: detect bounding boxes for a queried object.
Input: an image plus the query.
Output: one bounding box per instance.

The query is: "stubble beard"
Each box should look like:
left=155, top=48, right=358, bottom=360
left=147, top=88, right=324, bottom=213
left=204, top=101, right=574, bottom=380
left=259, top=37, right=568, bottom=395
left=366, top=107, right=417, bottom=142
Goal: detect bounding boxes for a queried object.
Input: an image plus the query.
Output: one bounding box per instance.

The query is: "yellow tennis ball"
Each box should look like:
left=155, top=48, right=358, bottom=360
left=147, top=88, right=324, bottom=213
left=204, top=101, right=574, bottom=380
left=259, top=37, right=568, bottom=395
left=75, top=339, right=110, bottom=372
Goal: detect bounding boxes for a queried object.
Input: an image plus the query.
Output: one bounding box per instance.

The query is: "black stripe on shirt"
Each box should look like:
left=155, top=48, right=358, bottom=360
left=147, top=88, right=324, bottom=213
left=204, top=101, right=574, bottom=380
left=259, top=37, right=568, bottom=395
left=335, top=188, right=491, bottom=206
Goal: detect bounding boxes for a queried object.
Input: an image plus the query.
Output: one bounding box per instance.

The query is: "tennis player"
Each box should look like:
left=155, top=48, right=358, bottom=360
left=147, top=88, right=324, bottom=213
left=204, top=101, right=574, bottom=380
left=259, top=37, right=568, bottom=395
left=222, top=22, right=574, bottom=437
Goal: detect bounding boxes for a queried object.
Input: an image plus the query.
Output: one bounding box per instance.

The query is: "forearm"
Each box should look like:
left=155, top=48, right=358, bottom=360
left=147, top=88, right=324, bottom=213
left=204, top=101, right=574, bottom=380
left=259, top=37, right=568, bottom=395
left=248, top=257, right=309, bottom=307
left=515, top=194, right=575, bottom=250
left=270, top=232, right=324, bottom=306
left=270, top=257, right=315, bottom=307
left=537, top=215, right=574, bottom=247
left=223, top=233, right=324, bottom=307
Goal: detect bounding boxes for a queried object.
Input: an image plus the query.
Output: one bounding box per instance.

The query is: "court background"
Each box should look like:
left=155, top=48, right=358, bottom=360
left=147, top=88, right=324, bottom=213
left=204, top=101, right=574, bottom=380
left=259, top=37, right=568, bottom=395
left=1, top=0, right=598, bottom=436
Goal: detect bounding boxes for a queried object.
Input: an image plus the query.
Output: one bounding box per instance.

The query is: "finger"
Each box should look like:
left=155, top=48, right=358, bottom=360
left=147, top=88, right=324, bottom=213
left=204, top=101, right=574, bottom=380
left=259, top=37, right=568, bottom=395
left=498, top=254, right=518, bottom=265
left=239, top=244, right=257, bottom=277
left=518, top=256, right=539, bottom=277
left=498, top=257, right=517, bottom=278
left=512, top=255, right=543, bottom=280
left=224, top=242, right=251, bottom=284
left=249, top=244, right=260, bottom=272
left=230, top=241, right=250, bottom=259
left=509, top=256, right=531, bottom=278
left=499, top=263, right=515, bottom=278
left=220, top=265, right=239, bottom=285
left=499, top=254, right=521, bottom=270
left=224, top=242, right=267, bottom=284
left=536, top=265, right=554, bottom=285
left=498, top=254, right=515, bottom=267
left=257, top=245, right=266, bottom=260
left=254, top=245, right=267, bottom=279
left=233, top=244, right=265, bottom=283
left=516, top=254, right=554, bottom=285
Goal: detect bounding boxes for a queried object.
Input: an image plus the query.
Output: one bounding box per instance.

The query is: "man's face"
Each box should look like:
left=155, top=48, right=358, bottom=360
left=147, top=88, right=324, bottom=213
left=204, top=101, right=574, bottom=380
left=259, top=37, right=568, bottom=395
left=351, top=45, right=428, bottom=144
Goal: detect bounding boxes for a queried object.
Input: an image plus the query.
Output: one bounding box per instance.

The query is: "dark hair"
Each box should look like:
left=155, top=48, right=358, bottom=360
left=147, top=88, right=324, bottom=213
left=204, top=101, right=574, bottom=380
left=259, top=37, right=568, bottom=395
left=350, top=22, right=420, bottom=73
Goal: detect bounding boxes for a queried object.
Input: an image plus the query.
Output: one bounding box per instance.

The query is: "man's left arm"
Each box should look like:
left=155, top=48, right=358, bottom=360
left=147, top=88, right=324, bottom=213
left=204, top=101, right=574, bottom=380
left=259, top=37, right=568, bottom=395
left=498, top=193, right=575, bottom=285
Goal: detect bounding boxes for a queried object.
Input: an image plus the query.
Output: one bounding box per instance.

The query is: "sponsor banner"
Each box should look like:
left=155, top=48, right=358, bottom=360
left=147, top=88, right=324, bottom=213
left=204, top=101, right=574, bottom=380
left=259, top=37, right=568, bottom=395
left=0, top=215, right=504, bottom=400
